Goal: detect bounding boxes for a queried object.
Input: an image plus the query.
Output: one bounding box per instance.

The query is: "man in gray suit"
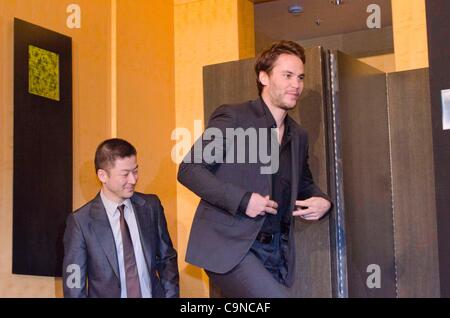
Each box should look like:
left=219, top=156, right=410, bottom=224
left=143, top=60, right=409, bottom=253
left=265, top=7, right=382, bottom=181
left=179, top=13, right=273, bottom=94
left=178, top=41, right=331, bottom=297
left=63, top=138, right=179, bottom=298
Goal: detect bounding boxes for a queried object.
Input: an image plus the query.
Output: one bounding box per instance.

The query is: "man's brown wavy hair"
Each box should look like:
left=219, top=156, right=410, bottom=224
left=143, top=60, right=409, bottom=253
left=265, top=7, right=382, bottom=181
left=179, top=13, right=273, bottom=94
left=254, top=40, right=306, bottom=95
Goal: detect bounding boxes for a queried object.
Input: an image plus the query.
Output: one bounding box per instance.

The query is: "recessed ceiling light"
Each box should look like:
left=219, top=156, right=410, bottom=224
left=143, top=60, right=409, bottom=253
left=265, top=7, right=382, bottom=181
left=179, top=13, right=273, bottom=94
left=288, top=4, right=304, bottom=15
left=331, top=0, right=344, bottom=5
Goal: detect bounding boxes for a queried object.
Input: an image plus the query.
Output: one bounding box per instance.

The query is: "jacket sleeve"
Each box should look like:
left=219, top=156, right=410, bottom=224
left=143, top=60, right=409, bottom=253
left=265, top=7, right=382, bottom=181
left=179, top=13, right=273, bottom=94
left=177, top=105, right=247, bottom=215
left=298, top=134, right=332, bottom=203
left=153, top=196, right=180, bottom=298
left=62, top=212, right=88, bottom=298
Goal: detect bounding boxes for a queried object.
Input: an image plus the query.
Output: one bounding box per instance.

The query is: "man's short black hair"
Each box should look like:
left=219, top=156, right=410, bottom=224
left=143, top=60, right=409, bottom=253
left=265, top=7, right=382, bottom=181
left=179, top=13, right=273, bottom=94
left=94, top=138, right=137, bottom=172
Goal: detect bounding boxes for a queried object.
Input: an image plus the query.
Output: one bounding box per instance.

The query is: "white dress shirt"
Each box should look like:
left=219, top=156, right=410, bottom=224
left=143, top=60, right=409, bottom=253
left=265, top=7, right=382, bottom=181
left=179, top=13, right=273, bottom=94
left=100, top=191, right=152, bottom=298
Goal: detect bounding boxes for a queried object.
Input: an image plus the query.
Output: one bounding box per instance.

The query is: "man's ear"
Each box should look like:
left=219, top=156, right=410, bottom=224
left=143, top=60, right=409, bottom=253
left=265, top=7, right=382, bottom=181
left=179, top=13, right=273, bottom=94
left=97, top=169, right=108, bottom=183
left=259, top=71, right=269, bottom=86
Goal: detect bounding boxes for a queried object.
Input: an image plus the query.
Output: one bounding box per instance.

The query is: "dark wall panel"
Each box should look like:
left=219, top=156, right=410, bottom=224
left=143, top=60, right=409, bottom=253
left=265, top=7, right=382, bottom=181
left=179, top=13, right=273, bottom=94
left=387, top=68, right=440, bottom=297
left=203, top=58, right=257, bottom=121
left=13, top=19, right=72, bottom=277
left=426, top=0, right=450, bottom=298
left=290, top=47, right=332, bottom=298
left=336, top=51, right=396, bottom=297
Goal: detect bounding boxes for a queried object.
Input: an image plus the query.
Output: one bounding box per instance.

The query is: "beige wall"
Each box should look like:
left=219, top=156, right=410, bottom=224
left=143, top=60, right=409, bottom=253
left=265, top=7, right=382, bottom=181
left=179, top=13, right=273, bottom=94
left=116, top=0, right=177, bottom=244
left=0, top=0, right=112, bottom=297
left=174, top=0, right=255, bottom=297
left=392, top=0, right=428, bottom=71
left=361, top=1, right=428, bottom=75
left=359, top=53, right=396, bottom=73
left=0, top=0, right=176, bottom=297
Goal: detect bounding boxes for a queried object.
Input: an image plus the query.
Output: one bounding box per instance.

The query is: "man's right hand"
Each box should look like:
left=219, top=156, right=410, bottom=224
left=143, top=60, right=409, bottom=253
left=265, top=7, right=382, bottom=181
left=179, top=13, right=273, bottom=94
left=245, top=193, right=278, bottom=218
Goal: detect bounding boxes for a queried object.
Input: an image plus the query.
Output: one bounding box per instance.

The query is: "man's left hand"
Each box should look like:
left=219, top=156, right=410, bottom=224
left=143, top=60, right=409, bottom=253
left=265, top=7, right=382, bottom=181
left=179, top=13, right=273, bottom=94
left=293, top=197, right=331, bottom=220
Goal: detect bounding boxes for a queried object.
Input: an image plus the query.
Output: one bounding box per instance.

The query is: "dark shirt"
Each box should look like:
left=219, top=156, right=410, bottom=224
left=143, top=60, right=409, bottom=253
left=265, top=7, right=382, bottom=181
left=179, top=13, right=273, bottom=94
left=238, top=99, right=292, bottom=234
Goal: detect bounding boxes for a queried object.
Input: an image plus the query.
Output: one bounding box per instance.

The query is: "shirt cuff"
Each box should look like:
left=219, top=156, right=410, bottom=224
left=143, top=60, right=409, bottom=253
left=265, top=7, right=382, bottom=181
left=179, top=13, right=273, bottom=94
left=238, top=192, right=252, bottom=214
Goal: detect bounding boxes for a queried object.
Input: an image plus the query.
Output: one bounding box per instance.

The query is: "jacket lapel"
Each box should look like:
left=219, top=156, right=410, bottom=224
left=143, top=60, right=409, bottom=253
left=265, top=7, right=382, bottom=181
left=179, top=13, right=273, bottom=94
left=89, top=194, right=120, bottom=280
left=131, top=195, right=153, bottom=274
left=252, top=99, right=273, bottom=195
left=287, top=115, right=299, bottom=226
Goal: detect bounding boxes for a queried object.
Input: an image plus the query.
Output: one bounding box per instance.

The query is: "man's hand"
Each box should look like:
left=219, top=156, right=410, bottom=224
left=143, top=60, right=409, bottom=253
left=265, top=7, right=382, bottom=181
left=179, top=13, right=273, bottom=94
left=245, top=193, right=278, bottom=218
left=293, top=197, right=331, bottom=220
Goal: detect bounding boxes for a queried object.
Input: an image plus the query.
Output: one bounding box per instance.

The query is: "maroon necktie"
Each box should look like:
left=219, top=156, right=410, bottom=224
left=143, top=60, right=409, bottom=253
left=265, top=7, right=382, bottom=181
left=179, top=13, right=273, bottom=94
left=117, top=204, right=142, bottom=298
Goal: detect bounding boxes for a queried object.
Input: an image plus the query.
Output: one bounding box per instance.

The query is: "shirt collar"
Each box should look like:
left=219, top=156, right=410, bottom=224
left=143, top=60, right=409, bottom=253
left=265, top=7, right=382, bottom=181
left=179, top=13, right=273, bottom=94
left=260, top=97, right=277, bottom=129
left=100, top=190, right=132, bottom=217
left=260, top=97, right=292, bottom=137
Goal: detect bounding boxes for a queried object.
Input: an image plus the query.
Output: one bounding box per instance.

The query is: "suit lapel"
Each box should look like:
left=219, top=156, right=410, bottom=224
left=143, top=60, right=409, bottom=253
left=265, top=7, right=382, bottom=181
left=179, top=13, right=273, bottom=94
left=131, top=195, right=153, bottom=274
left=287, top=115, right=299, bottom=226
left=252, top=99, right=273, bottom=195
left=89, top=194, right=120, bottom=280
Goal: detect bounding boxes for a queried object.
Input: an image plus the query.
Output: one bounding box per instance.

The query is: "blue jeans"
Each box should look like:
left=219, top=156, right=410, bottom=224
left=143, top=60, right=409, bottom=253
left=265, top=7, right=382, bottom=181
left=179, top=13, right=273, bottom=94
left=250, top=232, right=288, bottom=285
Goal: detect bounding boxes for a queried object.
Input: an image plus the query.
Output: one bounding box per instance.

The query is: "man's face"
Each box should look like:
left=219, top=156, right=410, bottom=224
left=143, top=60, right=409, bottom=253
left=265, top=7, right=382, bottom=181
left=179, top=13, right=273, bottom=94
left=260, top=53, right=305, bottom=110
left=97, top=155, right=138, bottom=203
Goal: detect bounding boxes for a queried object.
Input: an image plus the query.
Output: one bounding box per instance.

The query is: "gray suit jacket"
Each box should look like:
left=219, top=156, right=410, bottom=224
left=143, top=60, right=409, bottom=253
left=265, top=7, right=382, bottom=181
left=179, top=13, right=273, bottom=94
left=62, top=192, right=179, bottom=298
left=178, top=98, right=328, bottom=287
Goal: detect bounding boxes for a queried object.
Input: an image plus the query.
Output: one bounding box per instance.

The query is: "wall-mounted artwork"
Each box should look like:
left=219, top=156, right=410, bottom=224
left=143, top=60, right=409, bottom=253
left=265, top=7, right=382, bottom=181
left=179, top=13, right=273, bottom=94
left=13, top=18, right=72, bottom=277
left=28, top=45, right=60, bottom=101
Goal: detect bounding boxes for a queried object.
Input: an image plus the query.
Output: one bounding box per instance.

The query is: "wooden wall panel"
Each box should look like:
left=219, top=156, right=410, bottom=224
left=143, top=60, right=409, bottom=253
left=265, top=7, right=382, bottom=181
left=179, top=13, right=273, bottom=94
left=336, top=51, right=396, bottom=297
left=203, top=58, right=257, bottom=120
left=387, top=68, right=440, bottom=297
left=291, top=47, right=332, bottom=298
left=426, top=0, right=450, bottom=298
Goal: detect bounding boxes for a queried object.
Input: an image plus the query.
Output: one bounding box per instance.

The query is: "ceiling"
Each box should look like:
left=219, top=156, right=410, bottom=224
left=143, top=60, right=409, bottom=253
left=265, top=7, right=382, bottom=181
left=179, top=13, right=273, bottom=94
left=254, top=0, right=392, bottom=42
